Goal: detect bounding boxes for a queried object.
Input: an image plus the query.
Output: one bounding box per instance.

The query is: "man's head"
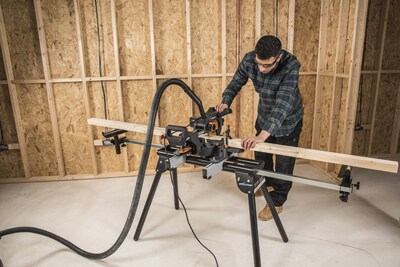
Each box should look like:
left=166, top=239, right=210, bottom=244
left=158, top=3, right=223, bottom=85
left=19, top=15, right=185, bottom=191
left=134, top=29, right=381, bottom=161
left=255, top=35, right=282, bottom=74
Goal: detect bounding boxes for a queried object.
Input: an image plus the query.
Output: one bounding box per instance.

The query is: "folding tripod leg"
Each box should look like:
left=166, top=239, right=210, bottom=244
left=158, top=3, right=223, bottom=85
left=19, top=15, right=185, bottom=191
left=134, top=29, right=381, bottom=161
left=172, top=168, right=179, bottom=210
left=260, top=186, right=289, bottom=243
left=134, top=170, right=164, bottom=241
left=248, top=193, right=262, bottom=267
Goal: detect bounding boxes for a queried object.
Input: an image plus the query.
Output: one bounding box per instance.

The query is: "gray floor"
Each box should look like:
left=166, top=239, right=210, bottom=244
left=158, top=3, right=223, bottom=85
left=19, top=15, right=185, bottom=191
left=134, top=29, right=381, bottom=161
left=0, top=158, right=399, bottom=267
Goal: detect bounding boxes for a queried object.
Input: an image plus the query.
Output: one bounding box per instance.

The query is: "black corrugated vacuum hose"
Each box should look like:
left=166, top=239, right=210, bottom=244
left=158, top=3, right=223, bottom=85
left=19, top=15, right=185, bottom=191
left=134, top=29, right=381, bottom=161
left=0, top=79, right=204, bottom=261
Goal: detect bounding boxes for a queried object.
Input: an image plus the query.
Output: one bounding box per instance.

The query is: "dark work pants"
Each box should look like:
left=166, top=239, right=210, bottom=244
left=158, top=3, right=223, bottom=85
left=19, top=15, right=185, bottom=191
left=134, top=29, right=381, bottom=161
left=255, top=120, right=302, bottom=206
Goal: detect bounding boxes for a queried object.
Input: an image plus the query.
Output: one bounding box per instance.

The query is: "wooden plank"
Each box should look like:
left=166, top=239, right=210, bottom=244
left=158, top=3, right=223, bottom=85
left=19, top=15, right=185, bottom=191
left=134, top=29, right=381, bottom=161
left=110, top=0, right=129, bottom=172
left=311, top=0, right=329, bottom=150
left=35, top=1, right=66, bottom=176
left=287, top=0, right=295, bottom=53
left=88, top=118, right=399, bottom=173
left=390, top=84, right=400, bottom=154
left=73, top=0, right=98, bottom=175
left=366, top=0, right=390, bottom=155
left=327, top=0, right=350, bottom=172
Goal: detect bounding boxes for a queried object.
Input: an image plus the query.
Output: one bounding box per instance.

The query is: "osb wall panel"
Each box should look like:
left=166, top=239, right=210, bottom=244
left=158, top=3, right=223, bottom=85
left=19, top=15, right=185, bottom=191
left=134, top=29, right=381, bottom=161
left=362, top=0, right=382, bottom=70
left=192, top=78, right=220, bottom=116
left=226, top=0, right=238, bottom=74
left=42, top=0, right=80, bottom=78
left=343, top=0, right=356, bottom=74
left=293, top=0, right=320, bottom=72
left=154, top=0, right=187, bottom=75
left=116, top=0, right=152, bottom=76
left=191, top=0, right=221, bottom=74
left=239, top=82, right=255, bottom=136
left=81, top=0, right=116, bottom=77
left=16, top=84, right=58, bottom=177
left=298, top=76, right=316, bottom=149
left=122, top=80, right=157, bottom=171
left=240, top=0, right=255, bottom=56
left=89, top=82, right=124, bottom=173
left=53, top=83, right=92, bottom=175
left=352, top=75, right=375, bottom=155
left=158, top=79, right=191, bottom=127
left=1, top=0, right=43, bottom=79
left=371, top=75, right=400, bottom=154
left=0, top=85, right=24, bottom=178
left=381, top=0, right=400, bottom=70
left=319, top=76, right=334, bottom=151
left=336, top=78, right=349, bottom=154
left=261, top=0, right=275, bottom=36
left=324, top=0, right=340, bottom=72
left=89, top=82, right=121, bottom=139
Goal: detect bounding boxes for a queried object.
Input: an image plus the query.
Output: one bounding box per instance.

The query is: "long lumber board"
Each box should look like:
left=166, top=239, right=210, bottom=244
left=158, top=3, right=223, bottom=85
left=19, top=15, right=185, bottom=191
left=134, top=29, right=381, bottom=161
left=88, top=118, right=398, bottom=173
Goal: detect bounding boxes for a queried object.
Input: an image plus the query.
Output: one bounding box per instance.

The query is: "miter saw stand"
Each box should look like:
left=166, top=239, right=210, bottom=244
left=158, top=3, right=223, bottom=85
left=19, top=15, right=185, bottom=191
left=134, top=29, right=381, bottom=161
left=103, top=124, right=360, bottom=267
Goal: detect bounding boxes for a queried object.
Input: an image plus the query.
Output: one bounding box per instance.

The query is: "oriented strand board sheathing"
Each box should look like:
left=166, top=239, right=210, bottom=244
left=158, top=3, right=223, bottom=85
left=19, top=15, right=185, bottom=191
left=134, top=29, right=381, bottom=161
left=53, top=83, right=92, bottom=175
left=240, top=0, right=255, bottom=56
left=16, top=84, right=58, bottom=177
left=260, top=0, right=275, bottom=36
left=352, top=75, right=375, bottom=155
left=336, top=78, right=349, bottom=154
left=298, top=76, right=316, bottom=149
left=239, top=83, right=255, bottom=137
left=89, top=82, right=121, bottom=139
left=381, top=0, right=400, bottom=70
left=157, top=79, right=191, bottom=127
left=226, top=0, right=238, bottom=73
left=122, top=80, right=157, bottom=171
left=191, top=0, right=221, bottom=74
left=81, top=0, right=116, bottom=77
left=192, top=78, right=221, bottom=116
left=293, top=0, right=320, bottom=71
left=371, top=75, right=400, bottom=154
left=362, top=0, right=383, bottom=70
left=319, top=76, right=334, bottom=151
left=1, top=0, right=44, bottom=79
left=153, top=0, right=187, bottom=75
left=0, top=85, right=25, bottom=178
left=116, top=0, right=151, bottom=76
left=41, top=0, right=80, bottom=78
left=324, top=0, right=340, bottom=72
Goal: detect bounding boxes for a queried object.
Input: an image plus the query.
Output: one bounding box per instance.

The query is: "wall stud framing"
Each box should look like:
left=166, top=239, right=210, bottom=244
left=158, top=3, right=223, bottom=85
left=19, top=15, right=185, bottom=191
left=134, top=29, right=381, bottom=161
left=0, top=2, right=30, bottom=178
left=287, top=0, right=295, bottom=53
left=326, top=0, right=350, bottom=172
left=311, top=0, right=329, bottom=150
left=73, top=0, right=98, bottom=175
left=110, top=0, right=129, bottom=172
left=343, top=0, right=369, bottom=154
left=34, top=0, right=66, bottom=177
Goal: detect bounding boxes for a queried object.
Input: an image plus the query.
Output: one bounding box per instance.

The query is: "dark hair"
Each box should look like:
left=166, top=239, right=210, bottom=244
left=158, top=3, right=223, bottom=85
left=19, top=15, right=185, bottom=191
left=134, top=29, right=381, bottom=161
left=255, top=35, right=282, bottom=60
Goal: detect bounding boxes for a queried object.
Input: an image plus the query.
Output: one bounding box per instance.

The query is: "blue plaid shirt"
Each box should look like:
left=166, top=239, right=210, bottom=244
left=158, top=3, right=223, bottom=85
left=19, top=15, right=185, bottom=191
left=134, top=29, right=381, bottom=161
left=222, top=50, right=303, bottom=137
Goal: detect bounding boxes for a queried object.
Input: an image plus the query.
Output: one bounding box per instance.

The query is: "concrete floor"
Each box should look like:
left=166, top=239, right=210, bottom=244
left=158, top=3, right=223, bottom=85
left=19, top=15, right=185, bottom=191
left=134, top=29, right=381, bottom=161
left=0, top=158, right=399, bottom=267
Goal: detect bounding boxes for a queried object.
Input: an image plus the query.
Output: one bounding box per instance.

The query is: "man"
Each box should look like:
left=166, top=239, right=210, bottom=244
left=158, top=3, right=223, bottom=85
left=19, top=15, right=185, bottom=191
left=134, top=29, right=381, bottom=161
left=216, top=35, right=303, bottom=221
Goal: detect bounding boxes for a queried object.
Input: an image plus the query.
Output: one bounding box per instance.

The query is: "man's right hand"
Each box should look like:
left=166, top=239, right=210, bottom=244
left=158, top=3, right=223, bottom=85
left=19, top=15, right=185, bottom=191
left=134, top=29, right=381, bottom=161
left=215, top=102, right=229, bottom=113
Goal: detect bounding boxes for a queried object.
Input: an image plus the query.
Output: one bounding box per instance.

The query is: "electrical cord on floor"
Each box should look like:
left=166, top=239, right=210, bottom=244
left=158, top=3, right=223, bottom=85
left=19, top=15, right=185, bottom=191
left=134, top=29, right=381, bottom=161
left=163, top=139, right=219, bottom=267
left=0, top=258, right=3, bottom=267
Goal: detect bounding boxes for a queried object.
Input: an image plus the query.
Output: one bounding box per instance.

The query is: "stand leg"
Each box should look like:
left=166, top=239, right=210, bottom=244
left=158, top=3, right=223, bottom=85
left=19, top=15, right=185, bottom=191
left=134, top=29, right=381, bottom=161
left=134, top=170, right=163, bottom=241
left=248, top=193, right=262, bottom=267
left=260, top=186, right=289, bottom=243
left=172, top=168, right=179, bottom=210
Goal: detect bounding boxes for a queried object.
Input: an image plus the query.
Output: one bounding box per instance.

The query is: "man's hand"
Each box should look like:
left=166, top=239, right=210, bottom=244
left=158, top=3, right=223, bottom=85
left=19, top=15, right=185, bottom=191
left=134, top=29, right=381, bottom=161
left=241, top=130, right=270, bottom=150
left=215, top=102, right=229, bottom=113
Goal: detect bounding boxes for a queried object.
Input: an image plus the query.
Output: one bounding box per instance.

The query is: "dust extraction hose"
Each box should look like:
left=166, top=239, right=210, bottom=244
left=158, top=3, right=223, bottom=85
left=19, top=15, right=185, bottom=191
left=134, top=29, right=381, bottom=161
left=0, top=79, right=203, bottom=260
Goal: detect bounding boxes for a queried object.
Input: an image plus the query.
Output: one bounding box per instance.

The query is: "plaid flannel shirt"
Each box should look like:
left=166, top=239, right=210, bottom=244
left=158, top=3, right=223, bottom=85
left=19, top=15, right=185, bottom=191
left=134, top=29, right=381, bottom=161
left=222, top=50, right=303, bottom=137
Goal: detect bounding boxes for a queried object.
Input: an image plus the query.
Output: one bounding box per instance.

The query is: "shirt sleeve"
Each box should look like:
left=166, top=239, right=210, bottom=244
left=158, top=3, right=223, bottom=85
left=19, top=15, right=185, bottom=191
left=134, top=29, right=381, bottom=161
left=221, top=54, right=250, bottom=106
left=259, top=63, right=300, bottom=135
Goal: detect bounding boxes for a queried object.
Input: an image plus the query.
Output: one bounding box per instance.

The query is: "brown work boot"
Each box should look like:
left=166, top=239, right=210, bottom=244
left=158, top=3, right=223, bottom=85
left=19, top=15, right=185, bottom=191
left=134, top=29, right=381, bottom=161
left=255, top=186, right=274, bottom=197
left=258, top=205, right=283, bottom=221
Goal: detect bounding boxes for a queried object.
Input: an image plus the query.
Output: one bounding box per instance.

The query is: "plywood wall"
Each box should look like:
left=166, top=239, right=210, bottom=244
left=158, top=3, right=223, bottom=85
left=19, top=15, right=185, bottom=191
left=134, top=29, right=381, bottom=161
left=0, top=0, right=397, bottom=182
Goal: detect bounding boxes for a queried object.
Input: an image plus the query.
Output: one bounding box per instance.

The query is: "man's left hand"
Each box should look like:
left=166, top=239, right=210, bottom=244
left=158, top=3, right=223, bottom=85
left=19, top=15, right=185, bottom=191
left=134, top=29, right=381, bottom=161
left=241, top=136, right=266, bottom=150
